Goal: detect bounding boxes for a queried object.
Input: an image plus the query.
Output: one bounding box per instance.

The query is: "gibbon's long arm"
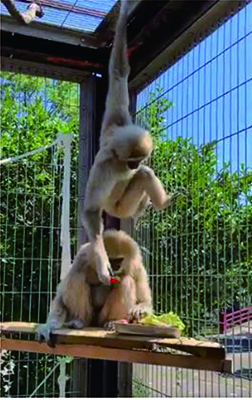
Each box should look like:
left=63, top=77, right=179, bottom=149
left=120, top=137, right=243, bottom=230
left=84, top=156, right=116, bottom=238
left=2, top=0, right=44, bottom=24
left=136, top=266, right=152, bottom=305
left=101, top=0, right=132, bottom=138
left=83, top=158, right=117, bottom=284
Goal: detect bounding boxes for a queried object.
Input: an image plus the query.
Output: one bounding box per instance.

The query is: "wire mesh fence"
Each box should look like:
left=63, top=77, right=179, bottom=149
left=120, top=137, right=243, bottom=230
left=1, top=2, right=252, bottom=398
left=132, top=2, right=252, bottom=397
left=0, top=0, right=118, bottom=32
left=0, top=72, right=80, bottom=397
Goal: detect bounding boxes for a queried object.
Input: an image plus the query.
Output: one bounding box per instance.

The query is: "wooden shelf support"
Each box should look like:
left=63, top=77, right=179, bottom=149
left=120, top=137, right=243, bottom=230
left=0, top=322, right=232, bottom=374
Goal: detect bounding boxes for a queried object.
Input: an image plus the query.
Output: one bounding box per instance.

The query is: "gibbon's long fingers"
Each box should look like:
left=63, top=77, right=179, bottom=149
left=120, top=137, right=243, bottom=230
left=128, top=304, right=151, bottom=323
left=103, top=320, right=117, bottom=331
left=36, top=324, right=56, bottom=348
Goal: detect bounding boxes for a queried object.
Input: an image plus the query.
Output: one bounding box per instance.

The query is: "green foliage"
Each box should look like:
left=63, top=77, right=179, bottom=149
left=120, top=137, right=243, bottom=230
left=137, top=90, right=252, bottom=335
left=0, top=72, right=79, bottom=396
left=133, top=379, right=152, bottom=397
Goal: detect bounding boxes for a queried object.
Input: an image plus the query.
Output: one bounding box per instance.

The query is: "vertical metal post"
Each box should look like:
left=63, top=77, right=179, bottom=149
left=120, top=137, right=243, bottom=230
left=73, top=75, right=96, bottom=397
left=118, top=362, right=133, bottom=397
left=86, top=74, right=121, bottom=398
left=117, top=90, right=137, bottom=398
left=74, top=73, right=133, bottom=397
left=77, top=76, right=96, bottom=248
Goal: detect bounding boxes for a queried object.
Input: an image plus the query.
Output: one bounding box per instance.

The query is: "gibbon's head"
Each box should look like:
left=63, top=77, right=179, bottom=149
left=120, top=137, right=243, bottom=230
left=112, top=125, right=153, bottom=170
left=103, top=229, right=141, bottom=274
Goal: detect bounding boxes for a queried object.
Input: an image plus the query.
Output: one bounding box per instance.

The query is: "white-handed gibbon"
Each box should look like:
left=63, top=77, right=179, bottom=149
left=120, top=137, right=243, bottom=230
left=37, top=229, right=152, bottom=347
left=83, top=0, right=176, bottom=285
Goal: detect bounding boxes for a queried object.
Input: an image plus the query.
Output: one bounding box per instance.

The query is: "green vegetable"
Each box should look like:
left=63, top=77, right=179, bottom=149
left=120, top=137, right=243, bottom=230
left=139, top=312, right=185, bottom=332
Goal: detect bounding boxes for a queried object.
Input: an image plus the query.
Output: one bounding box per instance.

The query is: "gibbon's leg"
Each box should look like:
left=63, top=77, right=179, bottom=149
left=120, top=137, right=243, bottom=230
left=98, top=275, right=137, bottom=330
left=132, top=193, right=151, bottom=222
left=67, top=319, right=88, bottom=329
left=115, top=165, right=174, bottom=218
left=62, top=272, right=94, bottom=327
left=36, top=295, right=67, bottom=347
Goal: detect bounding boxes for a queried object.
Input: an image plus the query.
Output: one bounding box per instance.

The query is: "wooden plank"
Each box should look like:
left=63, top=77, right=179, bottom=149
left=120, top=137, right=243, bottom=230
left=0, top=338, right=231, bottom=373
left=0, top=322, right=225, bottom=359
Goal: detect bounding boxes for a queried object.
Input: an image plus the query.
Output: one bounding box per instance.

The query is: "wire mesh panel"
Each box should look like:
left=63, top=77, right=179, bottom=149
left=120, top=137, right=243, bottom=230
left=0, top=72, right=80, bottom=397
left=0, top=0, right=118, bottom=32
left=132, top=3, right=252, bottom=397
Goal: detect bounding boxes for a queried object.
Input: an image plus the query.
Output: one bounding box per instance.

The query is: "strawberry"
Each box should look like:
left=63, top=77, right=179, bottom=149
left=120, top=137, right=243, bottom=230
left=110, top=276, right=121, bottom=288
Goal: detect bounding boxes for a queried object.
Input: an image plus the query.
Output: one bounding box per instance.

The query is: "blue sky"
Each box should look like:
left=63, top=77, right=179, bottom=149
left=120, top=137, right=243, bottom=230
left=137, top=2, right=252, bottom=173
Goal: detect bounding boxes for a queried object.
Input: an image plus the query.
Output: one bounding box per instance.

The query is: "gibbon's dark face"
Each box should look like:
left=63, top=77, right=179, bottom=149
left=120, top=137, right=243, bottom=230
left=127, top=157, right=144, bottom=170
left=109, top=257, right=124, bottom=273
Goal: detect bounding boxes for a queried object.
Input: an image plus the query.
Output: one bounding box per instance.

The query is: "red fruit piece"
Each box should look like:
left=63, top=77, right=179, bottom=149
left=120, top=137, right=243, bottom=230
left=110, top=277, right=120, bottom=285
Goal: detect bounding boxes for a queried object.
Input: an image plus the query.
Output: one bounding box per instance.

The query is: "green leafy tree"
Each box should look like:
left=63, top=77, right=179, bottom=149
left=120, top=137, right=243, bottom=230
left=0, top=72, right=79, bottom=396
left=136, top=90, right=252, bottom=335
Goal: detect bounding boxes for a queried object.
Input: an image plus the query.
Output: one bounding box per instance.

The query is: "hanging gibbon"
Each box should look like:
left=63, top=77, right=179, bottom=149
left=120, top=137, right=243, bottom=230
left=37, top=229, right=152, bottom=346
left=83, top=0, right=177, bottom=285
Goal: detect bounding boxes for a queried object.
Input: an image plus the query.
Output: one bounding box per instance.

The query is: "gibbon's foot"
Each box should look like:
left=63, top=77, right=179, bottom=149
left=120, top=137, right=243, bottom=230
left=103, top=321, right=117, bottom=331
left=162, top=191, right=182, bottom=209
left=36, top=324, right=56, bottom=348
left=103, top=319, right=128, bottom=331
left=128, top=305, right=150, bottom=322
left=67, top=319, right=88, bottom=329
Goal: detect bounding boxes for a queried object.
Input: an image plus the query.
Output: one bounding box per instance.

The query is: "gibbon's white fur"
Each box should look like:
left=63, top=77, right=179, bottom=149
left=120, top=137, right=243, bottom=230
left=83, top=0, right=176, bottom=285
left=37, top=230, right=152, bottom=346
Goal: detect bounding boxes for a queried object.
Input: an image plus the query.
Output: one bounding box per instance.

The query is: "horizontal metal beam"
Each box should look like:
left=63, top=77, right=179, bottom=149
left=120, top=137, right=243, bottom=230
left=1, top=56, right=90, bottom=82
left=1, top=30, right=109, bottom=77
left=129, top=0, right=247, bottom=93
left=1, top=15, right=102, bottom=48
left=128, top=0, right=217, bottom=91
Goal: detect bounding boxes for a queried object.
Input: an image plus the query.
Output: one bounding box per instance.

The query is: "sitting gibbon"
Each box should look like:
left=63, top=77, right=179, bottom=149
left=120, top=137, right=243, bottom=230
left=83, top=0, right=177, bottom=286
left=37, top=230, right=152, bottom=346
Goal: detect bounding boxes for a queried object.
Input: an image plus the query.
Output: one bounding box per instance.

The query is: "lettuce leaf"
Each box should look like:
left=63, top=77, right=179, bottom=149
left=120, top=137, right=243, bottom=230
left=139, top=312, right=185, bottom=332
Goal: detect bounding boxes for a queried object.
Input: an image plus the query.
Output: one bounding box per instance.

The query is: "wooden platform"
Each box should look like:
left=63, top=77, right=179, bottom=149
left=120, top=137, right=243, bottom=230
left=0, top=322, right=231, bottom=373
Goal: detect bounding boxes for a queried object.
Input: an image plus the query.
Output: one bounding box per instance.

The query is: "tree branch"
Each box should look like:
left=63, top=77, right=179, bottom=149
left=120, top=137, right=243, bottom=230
left=1, top=0, right=44, bottom=25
